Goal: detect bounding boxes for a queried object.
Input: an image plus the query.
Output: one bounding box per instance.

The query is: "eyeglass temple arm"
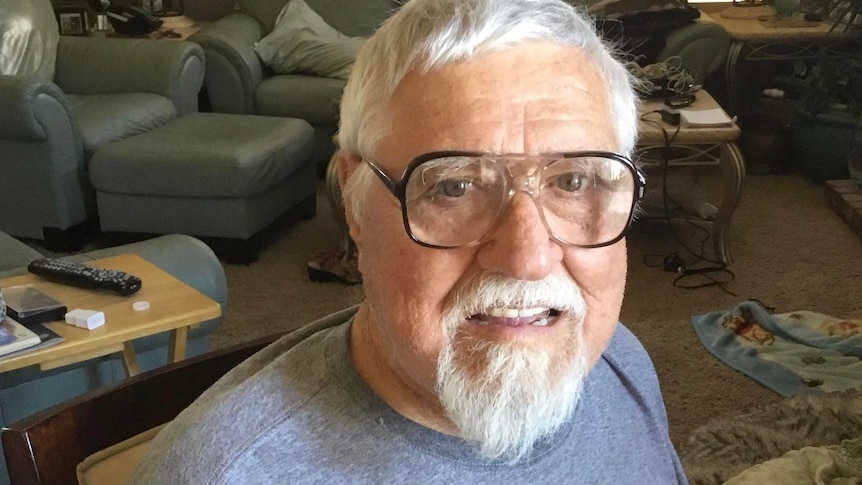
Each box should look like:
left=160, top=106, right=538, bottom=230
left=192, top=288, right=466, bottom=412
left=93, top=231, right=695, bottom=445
left=363, top=159, right=402, bottom=197
left=635, top=168, right=647, bottom=201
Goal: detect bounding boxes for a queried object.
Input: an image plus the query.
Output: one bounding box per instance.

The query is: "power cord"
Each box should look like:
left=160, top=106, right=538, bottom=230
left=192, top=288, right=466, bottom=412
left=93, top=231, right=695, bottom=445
left=627, top=56, right=698, bottom=98
left=638, top=111, right=737, bottom=296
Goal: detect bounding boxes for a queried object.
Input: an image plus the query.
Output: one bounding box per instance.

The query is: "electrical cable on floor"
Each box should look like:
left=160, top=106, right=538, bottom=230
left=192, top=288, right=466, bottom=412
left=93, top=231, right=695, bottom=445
left=638, top=111, right=737, bottom=296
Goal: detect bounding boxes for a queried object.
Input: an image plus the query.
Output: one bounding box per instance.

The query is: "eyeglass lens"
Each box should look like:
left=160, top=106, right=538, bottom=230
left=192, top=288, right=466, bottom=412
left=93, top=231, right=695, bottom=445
left=403, top=155, right=636, bottom=247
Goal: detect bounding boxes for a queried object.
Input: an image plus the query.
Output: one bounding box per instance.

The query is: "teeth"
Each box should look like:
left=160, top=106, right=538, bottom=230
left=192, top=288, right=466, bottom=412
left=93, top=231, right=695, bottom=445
left=532, top=318, right=549, bottom=327
left=486, top=307, right=549, bottom=318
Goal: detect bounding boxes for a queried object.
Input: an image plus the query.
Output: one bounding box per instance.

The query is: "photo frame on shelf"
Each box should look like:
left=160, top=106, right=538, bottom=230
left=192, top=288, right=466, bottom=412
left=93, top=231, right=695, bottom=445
left=55, top=6, right=90, bottom=36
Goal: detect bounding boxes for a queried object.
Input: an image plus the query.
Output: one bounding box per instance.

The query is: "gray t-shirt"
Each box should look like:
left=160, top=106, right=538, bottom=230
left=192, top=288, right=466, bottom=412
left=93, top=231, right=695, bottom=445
left=131, top=320, right=688, bottom=484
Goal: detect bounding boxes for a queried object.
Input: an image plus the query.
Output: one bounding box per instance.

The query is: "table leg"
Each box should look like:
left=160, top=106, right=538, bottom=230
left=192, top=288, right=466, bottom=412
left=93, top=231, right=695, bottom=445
left=713, top=141, right=746, bottom=264
left=725, top=40, right=744, bottom=117
left=121, top=342, right=141, bottom=377
left=168, top=326, right=188, bottom=363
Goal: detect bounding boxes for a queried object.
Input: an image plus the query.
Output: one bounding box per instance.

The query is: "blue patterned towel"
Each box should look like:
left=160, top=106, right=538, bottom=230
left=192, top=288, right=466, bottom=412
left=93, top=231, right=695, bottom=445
left=691, top=301, right=862, bottom=396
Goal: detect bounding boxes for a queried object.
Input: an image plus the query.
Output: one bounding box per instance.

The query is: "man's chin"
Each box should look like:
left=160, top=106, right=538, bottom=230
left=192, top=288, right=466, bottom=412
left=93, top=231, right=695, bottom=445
left=437, top=331, right=588, bottom=463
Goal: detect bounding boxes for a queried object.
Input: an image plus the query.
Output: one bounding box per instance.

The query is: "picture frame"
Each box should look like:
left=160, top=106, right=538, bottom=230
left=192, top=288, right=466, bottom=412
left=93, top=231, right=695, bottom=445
left=55, top=6, right=90, bottom=36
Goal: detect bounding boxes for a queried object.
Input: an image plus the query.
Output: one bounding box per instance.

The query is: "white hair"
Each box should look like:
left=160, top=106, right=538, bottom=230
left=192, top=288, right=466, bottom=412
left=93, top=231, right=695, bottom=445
left=338, top=0, right=640, bottom=221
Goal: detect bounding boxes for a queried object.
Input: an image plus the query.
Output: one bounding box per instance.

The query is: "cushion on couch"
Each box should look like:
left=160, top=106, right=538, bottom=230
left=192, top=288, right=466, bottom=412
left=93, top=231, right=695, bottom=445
left=254, top=0, right=365, bottom=80
left=76, top=424, right=164, bottom=485
left=238, top=0, right=399, bottom=36
left=255, top=74, right=345, bottom=124
left=66, top=93, right=177, bottom=159
left=89, top=113, right=314, bottom=199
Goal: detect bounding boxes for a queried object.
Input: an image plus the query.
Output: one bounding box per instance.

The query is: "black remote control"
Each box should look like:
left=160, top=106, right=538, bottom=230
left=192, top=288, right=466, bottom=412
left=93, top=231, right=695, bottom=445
left=27, top=259, right=142, bottom=296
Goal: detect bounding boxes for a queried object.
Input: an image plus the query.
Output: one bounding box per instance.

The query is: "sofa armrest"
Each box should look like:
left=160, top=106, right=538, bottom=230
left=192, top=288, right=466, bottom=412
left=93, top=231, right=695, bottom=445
left=0, top=77, right=76, bottom=141
left=189, top=12, right=267, bottom=114
left=0, top=232, right=42, bottom=276
left=53, top=37, right=206, bottom=115
left=70, top=235, right=227, bottom=308
left=658, top=20, right=730, bottom=86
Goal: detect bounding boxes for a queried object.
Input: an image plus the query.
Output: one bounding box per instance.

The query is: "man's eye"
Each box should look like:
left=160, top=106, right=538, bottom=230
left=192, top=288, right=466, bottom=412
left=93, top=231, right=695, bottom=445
left=432, top=178, right=471, bottom=197
left=552, top=173, right=588, bottom=192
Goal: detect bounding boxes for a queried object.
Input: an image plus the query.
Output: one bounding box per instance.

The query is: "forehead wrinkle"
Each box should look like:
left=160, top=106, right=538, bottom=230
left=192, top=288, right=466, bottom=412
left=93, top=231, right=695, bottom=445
left=506, top=96, right=614, bottom=154
left=380, top=42, right=616, bottom=163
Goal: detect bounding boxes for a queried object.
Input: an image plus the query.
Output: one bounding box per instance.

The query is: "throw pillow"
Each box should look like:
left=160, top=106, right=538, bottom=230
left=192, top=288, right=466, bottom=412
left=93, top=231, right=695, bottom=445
left=254, top=0, right=365, bottom=80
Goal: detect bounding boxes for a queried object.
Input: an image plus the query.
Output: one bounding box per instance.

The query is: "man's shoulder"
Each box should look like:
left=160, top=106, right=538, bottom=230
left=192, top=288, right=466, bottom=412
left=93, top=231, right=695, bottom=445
left=192, top=310, right=356, bottom=405
left=130, top=311, right=358, bottom=485
left=597, top=322, right=662, bottom=394
left=604, top=322, right=653, bottom=366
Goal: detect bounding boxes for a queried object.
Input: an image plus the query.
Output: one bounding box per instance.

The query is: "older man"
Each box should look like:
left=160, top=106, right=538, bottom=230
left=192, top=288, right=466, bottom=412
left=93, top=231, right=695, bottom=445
left=131, top=0, right=687, bottom=483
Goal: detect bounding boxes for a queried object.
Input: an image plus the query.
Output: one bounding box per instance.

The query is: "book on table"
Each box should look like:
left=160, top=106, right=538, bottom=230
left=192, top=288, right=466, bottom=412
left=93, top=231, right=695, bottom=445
left=678, top=108, right=737, bottom=128
left=0, top=317, right=43, bottom=358
left=0, top=321, right=64, bottom=361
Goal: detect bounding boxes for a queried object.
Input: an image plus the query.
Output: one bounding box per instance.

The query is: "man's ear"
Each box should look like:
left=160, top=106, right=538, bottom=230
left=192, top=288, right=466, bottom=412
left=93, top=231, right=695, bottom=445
left=335, top=151, right=363, bottom=243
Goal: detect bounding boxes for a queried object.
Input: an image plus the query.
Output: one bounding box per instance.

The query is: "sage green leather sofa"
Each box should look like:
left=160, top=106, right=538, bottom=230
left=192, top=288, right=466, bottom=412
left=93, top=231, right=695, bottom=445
left=191, top=0, right=728, bottom=173
left=0, top=231, right=227, bottom=485
left=0, top=0, right=206, bottom=251
left=189, top=0, right=397, bottom=174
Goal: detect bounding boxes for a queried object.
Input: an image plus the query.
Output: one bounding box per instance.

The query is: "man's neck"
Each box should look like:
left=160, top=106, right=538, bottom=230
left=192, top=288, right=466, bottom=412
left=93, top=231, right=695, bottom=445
left=349, top=305, right=459, bottom=436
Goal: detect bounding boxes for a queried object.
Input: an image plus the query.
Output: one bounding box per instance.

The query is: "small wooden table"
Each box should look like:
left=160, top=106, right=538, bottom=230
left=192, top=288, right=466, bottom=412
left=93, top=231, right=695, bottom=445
left=636, top=90, right=746, bottom=264
left=0, top=254, right=221, bottom=376
left=93, top=17, right=207, bottom=41
left=705, top=11, right=861, bottom=116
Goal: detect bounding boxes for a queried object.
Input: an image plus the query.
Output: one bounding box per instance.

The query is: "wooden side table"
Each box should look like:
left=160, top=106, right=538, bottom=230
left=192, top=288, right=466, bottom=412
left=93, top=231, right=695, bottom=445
left=0, top=254, right=221, bottom=377
left=705, top=11, right=861, bottom=117
left=637, top=90, right=746, bottom=264
left=93, top=17, right=207, bottom=41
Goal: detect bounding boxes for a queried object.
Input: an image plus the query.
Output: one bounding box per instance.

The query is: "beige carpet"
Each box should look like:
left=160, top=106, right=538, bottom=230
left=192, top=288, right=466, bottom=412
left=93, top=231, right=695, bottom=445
left=203, top=172, right=862, bottom=447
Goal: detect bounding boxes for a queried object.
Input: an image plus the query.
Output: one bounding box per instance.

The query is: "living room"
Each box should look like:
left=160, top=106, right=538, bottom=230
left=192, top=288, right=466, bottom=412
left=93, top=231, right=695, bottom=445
left=1, top=0, right=861, bottom=483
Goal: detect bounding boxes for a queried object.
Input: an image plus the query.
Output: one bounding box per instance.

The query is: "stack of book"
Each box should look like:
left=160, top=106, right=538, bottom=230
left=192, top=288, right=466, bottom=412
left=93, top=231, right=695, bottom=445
left=0, top=285, right=65, bottom=360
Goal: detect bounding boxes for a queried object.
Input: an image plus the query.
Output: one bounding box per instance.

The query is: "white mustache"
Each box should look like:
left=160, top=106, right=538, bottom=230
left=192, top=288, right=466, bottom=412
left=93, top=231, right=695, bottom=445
left=447, top=272, right=586, bottom=324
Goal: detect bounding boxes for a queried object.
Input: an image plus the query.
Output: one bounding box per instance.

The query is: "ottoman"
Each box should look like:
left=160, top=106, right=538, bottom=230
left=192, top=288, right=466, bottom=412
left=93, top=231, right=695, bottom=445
left=89, top=113, right=316, bottom=263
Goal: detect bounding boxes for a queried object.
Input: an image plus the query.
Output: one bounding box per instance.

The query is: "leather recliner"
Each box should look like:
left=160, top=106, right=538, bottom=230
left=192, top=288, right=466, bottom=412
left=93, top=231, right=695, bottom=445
left=0, top=0, right=205, bottom=250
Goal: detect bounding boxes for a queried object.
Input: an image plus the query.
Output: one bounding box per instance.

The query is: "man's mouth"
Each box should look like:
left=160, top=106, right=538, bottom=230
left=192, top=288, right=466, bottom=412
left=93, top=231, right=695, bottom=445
left=468, top=307, right=563, bottom=327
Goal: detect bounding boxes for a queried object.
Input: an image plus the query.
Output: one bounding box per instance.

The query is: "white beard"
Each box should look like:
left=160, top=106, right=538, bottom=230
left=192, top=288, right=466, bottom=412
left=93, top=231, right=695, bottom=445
left=436, top=272, right=590, bottom=463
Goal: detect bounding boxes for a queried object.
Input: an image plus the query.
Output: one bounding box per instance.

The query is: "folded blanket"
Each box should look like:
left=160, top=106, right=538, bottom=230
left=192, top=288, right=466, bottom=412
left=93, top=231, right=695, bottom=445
left=691, top=301, right=862, bottom=396
left=724, top=436, right=862, bottom=484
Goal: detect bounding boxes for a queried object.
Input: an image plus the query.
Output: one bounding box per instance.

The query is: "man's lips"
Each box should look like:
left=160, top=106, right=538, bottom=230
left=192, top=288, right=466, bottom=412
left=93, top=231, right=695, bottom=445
left=468, top=307, right=562, bottom=327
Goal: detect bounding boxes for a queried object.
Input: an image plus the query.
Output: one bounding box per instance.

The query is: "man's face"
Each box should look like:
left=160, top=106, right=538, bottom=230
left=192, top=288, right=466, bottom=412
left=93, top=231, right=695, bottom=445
left=345, top=41, right=628, bottom=457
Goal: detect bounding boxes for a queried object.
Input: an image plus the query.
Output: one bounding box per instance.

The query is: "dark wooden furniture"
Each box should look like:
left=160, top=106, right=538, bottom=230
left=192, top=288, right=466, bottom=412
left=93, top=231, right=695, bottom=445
left=0, top=334, right=274, bottom=485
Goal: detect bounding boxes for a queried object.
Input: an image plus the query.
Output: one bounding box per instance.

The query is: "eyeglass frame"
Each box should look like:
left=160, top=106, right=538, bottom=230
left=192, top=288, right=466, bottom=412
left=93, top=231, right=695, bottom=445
left=362, top=150, right=647, bottom=250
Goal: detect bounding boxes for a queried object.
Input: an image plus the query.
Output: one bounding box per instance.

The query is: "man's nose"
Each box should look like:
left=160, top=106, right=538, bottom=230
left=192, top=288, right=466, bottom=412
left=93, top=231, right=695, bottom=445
left=475, top=192, right=564, bottom=280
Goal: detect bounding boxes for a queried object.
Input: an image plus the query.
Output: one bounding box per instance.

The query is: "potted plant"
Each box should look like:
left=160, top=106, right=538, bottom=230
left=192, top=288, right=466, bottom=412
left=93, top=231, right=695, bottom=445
left=805, top=0, right=861, bottom=32
left=791, top=50, right=862, bottom=182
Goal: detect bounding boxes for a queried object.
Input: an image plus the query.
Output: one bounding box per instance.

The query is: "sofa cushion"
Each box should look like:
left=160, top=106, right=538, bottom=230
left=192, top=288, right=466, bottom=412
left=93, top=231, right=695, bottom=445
left=303, top=0, right=402, bottom=38
left=0, top=232, right=41, bottom=276
left=89, top=113, right=314, bottom=199
left=0, top=0, right=59, bottom=80
left=238, top=0, right=290, bottom=32
left=76, top=424, right=165, bottom=485
left=254, top=0, right=365, bottom=80
left=66, top=93, right=176, bottom=159
left=239, top=0, right=400, bottom=36
left=255, top=74, right=345, bottom=126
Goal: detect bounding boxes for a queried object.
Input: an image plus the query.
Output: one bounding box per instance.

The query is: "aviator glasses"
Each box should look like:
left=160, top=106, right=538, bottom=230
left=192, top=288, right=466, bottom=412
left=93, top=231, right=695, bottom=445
left=364, top=151, right=646, bottom=249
